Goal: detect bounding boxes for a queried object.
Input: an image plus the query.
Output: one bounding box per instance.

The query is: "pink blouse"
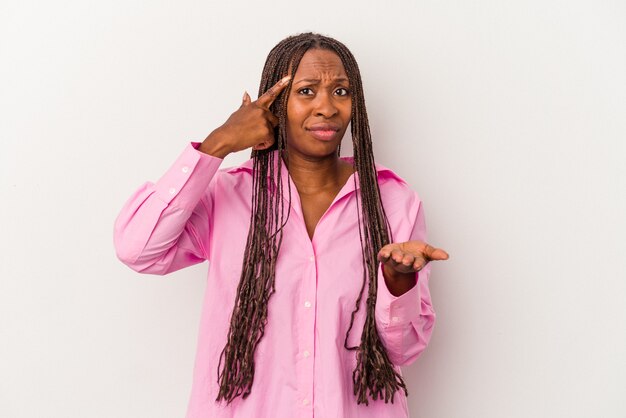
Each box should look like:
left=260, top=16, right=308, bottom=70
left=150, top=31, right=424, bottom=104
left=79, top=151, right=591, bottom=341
left=114, top=142, right=436, bottom=418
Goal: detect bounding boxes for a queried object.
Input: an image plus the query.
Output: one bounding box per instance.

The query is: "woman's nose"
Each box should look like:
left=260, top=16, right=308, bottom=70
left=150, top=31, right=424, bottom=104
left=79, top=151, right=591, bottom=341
left=313, top=92, right=338, bottom=118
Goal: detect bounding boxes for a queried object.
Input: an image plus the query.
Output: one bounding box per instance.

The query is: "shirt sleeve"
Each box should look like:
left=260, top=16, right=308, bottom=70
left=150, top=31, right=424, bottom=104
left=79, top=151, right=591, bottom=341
left=374, top=200, right=437, bottom=366
left=113, top=142, right=222, bottom=275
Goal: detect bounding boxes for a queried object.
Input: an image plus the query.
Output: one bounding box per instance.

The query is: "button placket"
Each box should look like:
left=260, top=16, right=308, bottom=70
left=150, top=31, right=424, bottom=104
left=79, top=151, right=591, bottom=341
left=297, top=247, right=316, bottom=414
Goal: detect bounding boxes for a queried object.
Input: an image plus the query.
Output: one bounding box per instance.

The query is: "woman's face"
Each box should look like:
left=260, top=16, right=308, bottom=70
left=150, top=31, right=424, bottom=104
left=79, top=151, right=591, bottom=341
left=285, top=48, right=352, bottom=159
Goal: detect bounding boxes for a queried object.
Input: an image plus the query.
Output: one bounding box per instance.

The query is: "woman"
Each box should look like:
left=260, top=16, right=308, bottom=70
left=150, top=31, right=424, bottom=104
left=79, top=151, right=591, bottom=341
left=114, top=32, right=448, bottom=418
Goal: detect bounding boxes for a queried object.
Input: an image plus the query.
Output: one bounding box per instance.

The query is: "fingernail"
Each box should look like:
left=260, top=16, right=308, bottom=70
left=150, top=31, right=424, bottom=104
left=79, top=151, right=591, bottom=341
left=280, top=75, right=291, bottom=84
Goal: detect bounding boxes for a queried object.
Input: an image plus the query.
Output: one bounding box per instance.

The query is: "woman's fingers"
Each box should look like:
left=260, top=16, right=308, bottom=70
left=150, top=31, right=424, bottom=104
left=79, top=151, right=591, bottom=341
left=390, top=249, right=404, bottom=264
left=377, top=246, right=391, bottom=261
left=378, top=248, right=416, bottom=273
left=252, top=134, right=275, bottom=151
left=256, top=76, right=291, bottom=109
left=378, top=241, right=449, bottom=274
left=240, top=91, right=252, bottom=108
left=377, top=246, right=407, bottom=264
left=265, top=110, right=279, bottom=127
left=234, top=87, right=280, bottom=151
left=402, top=254, right=416, bottom=267
left=207, top=79, right=289, bottom=157
left=412, top=256, right=427, bottom=271
left=422, top=243, right=449, bottom=261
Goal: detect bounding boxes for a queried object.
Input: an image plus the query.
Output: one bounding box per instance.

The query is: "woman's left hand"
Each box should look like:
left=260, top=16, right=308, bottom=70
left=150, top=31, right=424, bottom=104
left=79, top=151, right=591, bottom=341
left=378, top=241, right=449, bottom=275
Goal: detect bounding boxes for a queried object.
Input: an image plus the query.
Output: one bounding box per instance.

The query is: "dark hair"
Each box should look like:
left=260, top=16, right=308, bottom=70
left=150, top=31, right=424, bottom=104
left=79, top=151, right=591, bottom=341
left=216, top=32, right=407, bottom=406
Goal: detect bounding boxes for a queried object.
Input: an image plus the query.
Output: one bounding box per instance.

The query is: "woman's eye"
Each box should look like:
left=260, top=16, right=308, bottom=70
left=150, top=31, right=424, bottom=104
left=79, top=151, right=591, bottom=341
left=298, top=88, right=313, bottom=95
left=335, top=88, right=350, bottom=96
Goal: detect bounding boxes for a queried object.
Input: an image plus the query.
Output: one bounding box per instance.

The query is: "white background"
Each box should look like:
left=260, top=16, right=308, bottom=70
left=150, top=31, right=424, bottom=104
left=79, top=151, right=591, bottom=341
left=1, top=1, right=625, bottom=417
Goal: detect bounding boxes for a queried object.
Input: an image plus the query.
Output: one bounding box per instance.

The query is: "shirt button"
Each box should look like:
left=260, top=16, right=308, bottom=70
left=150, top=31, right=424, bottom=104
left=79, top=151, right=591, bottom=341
left=304, top=301, right=311, bottom=308
left=303, top=350, right=310, bottom=358
left=302, top=398, right=310, bottom=406
left=309, top=256, right=314, bottom=262
left=168, top=187, right=176, bottom=194
left=392, top=316, right=400, bottom=323
left=181, top=166, right=189, bottom=173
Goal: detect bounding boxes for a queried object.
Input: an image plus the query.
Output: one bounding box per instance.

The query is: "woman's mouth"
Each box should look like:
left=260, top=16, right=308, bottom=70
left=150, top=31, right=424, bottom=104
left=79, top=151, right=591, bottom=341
left=307, top=129, right=338, bottom=141
left=307, top=123, right=341, bottom=141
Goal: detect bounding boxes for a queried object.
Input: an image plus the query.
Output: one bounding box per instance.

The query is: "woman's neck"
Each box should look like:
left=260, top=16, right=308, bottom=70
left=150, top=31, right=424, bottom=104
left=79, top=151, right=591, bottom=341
left=282, top=150, right=353, bottom=195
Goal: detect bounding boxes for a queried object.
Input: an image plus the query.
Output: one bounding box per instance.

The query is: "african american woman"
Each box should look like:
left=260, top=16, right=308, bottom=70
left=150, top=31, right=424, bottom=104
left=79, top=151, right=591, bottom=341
left=114, top=32, right=449, bottom=418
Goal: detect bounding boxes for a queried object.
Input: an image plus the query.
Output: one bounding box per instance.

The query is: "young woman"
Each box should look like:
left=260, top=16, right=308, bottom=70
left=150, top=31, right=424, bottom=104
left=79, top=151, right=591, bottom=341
left=114, top=32, right=448, bottom=418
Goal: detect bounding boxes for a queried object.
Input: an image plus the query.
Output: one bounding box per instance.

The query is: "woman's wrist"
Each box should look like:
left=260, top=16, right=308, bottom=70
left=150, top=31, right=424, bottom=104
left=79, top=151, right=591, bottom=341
left=381, top=263, right=417, bottom=296
left=198, top=128, right=233, bottom=158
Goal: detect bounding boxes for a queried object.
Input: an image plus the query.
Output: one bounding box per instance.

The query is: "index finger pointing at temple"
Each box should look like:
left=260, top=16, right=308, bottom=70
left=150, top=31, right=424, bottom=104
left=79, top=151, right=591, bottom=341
left=256, top=76, right=291, bottom=109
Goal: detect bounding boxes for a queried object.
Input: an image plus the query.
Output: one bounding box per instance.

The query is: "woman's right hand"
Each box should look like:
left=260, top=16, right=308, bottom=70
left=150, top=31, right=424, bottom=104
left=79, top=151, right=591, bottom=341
left=198, top=75, right=291, bottom=158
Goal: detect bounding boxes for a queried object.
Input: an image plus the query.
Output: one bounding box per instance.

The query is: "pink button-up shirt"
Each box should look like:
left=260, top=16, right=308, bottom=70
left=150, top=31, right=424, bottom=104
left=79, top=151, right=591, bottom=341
left=114, top=142, right=436, bottom=418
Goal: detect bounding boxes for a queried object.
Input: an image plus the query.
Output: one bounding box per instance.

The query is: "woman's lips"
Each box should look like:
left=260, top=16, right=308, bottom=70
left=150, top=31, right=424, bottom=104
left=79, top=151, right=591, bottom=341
left=307, top=129, right=339, bottom=141
left=307, top=123, right=341, bottom=141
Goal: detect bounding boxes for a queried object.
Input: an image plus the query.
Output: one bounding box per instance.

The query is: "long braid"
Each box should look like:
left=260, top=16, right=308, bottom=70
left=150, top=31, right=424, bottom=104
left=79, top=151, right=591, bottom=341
left=216, top=37, right=307, bottom=403
left=216, top=32, right=406, bottom=406
left=330, top=39, right=407, bottom=405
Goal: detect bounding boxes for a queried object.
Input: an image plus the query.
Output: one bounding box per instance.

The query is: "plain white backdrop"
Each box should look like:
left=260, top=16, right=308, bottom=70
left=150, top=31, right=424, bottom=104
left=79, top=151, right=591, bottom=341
left=1, top=1, right=624, bottom=417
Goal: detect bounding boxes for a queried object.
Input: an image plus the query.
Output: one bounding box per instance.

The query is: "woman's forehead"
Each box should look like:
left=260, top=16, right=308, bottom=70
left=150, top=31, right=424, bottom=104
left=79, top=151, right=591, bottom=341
left=291, top=49, right=348, bottom=82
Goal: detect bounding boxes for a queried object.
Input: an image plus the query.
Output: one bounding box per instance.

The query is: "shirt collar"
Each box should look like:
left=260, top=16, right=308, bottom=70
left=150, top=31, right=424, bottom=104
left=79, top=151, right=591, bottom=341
left=224, top=151, right=405, bottom=185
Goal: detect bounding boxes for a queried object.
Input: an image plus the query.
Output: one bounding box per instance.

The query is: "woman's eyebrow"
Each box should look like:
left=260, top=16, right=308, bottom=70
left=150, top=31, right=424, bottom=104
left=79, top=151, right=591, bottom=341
left=294, top=77, right=350, bottom=85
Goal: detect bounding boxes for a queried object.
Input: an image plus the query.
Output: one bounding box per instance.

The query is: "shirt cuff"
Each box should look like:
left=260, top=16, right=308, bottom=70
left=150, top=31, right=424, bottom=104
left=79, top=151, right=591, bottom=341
left=375, top=264, right=422, bottom=327
left=153, top=142, right=223, bottom=209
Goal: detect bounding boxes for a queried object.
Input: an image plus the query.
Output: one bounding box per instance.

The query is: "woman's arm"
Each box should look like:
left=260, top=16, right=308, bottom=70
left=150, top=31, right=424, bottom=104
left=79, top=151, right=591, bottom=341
left=113, top=77, right=291, bottom=275
left=113, top=142, right=222, bottom=275
left=375, top=201, right=445, bottom=366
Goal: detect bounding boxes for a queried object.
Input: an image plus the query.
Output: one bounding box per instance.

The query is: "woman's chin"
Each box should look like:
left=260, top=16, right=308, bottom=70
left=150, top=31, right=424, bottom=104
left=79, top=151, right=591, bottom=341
left=285, top=134, right=344, bottom=159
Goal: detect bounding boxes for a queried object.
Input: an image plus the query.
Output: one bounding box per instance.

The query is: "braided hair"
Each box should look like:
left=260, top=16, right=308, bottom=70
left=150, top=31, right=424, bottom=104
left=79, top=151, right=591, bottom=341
left=216, top=32, right=407, bottom=406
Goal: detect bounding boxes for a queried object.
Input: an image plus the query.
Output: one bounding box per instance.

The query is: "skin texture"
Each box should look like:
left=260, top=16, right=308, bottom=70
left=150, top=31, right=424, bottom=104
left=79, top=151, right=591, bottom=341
left=199, top=49, right=448, bottom=296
